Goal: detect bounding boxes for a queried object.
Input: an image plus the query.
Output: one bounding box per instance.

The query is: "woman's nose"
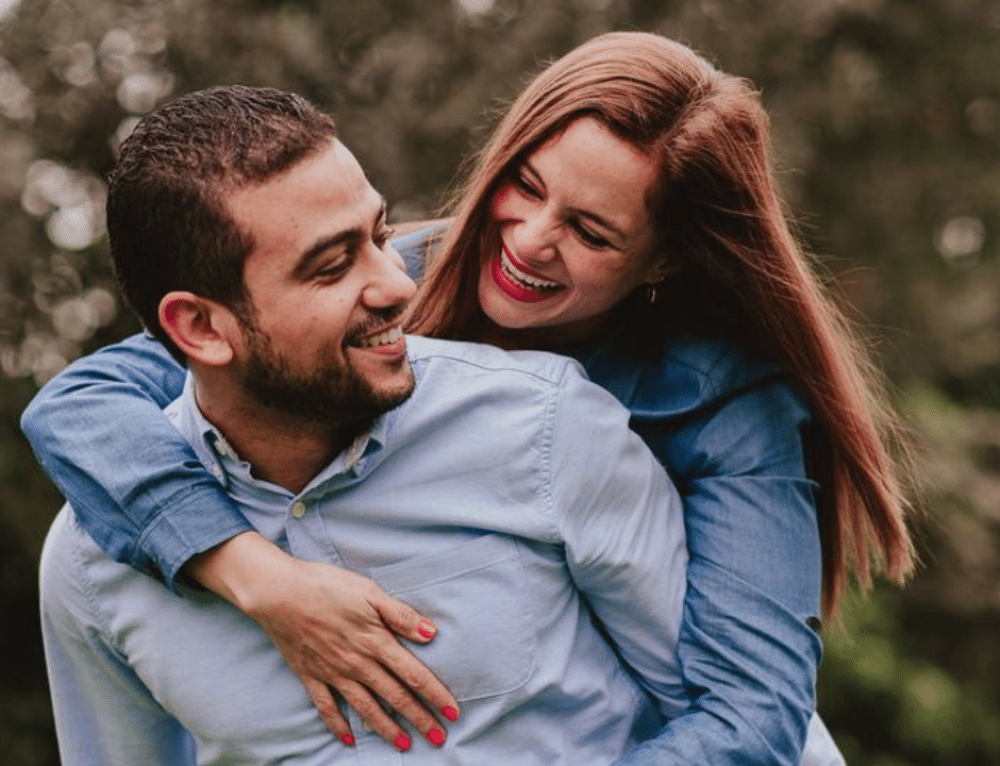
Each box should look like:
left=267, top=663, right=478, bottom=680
left=510, top=211, right=560, bottom=262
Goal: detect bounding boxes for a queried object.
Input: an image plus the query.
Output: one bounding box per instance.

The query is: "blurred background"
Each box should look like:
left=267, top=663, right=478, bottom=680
left=1, top=0, right=998, bottom=763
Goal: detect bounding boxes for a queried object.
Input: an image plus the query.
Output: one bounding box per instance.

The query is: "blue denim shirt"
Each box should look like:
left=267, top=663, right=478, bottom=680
left=40, top=337, right=689, bottom=766
left=22, top=227, right=837, bottom=766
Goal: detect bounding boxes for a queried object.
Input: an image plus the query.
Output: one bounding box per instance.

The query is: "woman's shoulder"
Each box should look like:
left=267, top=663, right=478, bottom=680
left=390, top=220, right=451, bottom=281
left=626, top=334, right=787, bottom=419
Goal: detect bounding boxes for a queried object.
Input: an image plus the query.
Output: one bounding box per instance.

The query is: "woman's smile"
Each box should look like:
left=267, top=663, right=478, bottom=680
left=477, top=117, right=661, bottom=343
left=490, top=242, right=563, bottom=303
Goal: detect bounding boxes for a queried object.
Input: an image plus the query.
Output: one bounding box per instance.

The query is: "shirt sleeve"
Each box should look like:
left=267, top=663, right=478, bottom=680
left=390, top=221, right=450, bottom=281
left=39, top=507, right=197, bottom=766
left=615, top=372, right=825, bottom=766
left=21, top=333, right=253, bottom=586
left=547, top=364, right=690, bottom=719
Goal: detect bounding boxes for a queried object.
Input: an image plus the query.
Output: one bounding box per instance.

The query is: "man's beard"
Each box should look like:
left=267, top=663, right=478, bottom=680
left=238, top=314, right=414, bottom=437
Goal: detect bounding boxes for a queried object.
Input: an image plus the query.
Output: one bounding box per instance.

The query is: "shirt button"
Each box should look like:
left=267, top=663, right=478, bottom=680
left=291, top=501, right=306, bottom=519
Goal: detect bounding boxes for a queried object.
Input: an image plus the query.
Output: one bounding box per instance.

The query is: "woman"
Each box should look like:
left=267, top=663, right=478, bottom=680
left=22, top=31, right=914, bottom=765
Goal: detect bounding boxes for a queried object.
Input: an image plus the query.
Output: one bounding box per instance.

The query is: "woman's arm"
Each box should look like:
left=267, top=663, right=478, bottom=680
left=21, top=331, right=458, bottom=747
left=22, top=333, right=247, bottom=580
left=578, top=331, right=840, bottom=765
left=621, top=368, right=829, bottom=766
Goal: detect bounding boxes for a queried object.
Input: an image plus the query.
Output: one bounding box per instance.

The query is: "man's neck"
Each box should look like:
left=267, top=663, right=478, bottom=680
left=194, top=381, right=363, bottom=495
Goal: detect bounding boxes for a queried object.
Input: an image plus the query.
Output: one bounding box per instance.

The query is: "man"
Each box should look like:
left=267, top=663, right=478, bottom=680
left=37, top=86, right=688, bottom=765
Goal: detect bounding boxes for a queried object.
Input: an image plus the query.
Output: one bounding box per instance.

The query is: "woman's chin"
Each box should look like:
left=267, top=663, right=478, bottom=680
left=480, top=294, right=547, bottom=329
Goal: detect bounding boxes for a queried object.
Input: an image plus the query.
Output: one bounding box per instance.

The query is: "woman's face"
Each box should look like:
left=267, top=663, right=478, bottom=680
left=478, top=117, right=663, bottom=345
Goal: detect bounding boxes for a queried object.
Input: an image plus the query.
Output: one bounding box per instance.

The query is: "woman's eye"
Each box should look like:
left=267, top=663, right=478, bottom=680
left=573, top=223, right=611, bottom=249
left=513, top=173, right=542, bottom=199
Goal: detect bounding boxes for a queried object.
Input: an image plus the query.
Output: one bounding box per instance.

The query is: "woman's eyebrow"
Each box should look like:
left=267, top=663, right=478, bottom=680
left=575, top=208, right=626, bottom=242
left=523, top=158, right=627, bottom=242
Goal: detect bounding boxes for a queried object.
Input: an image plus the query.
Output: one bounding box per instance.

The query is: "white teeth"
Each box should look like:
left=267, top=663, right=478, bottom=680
left=357, top=326, right=402, bottom=348
left=500, top=247, right=560, bottom=290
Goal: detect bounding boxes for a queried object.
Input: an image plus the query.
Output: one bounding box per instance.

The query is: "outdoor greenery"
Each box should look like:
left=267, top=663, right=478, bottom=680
left=1, top=0, right=998, bottom=763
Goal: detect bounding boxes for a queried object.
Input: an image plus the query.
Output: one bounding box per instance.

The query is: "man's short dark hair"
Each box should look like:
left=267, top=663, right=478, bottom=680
left=107, top=85, right=338, bottom=359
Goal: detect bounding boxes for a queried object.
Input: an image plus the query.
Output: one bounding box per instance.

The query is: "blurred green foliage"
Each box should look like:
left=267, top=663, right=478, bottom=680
left=1, top=0, right=998, bottom=763
left=820, top=589, right=1000, bottom=765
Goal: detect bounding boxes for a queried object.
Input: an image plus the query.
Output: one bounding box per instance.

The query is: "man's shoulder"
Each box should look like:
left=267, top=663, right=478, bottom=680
left=41, top=505, right=157, bottom=617
left=395, top=336, right=614, bottom=442
left=405, top=335, right=587, bottom=387
left=41, top=505, right=96, bottom=574
left=39, top=505, right=102, bottom=630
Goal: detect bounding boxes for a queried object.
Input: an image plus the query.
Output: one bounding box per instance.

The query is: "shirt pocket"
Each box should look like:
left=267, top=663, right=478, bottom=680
left=363, top=534, right=537, bottom=702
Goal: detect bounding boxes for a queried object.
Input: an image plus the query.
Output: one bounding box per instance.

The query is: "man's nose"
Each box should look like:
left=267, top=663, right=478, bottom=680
left=362, top=245, right=417, bottom=309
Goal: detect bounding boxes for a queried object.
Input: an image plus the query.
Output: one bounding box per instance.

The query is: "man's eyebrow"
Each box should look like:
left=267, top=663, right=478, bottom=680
left=292, top=197, right=388, bottom=279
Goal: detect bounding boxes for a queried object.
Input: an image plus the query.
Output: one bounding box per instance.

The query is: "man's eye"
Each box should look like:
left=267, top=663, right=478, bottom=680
left=374, top=226, right=397, bottom=248
left=315, top=258, right=350, bottom=279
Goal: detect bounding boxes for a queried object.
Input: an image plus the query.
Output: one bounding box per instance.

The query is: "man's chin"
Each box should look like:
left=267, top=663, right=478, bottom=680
left=369, top=362, right=416, bottom=413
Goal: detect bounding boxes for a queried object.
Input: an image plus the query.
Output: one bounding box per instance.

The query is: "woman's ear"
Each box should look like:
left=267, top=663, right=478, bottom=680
left=649, top=258, right=682, bottom=284
left=158, top=292, right=237, bottom=367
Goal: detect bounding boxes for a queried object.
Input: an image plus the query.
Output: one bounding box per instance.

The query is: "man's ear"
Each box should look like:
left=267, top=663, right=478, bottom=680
left=158, top=291, right=237, bottom=367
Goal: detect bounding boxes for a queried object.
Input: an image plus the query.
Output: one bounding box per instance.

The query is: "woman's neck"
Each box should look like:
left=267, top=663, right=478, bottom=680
left=472, top=313, right=607, bottom=355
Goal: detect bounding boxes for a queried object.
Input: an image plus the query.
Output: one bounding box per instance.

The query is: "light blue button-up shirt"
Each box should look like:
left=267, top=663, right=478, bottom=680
left=40, top=336, right=689, bottom=766
left=24, top=223, right=846, bottom=766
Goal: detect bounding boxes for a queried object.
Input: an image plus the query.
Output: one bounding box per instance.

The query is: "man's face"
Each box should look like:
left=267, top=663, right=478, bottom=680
left=226, top=138, right=417, bottom=428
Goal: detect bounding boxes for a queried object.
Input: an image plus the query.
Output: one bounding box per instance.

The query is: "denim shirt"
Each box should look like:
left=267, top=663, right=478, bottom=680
left=391, top=228, right=832, bottom=765
left=22, top=227, right=839, bottom=766
left=576, top=328, right=828, bottom=765
left=40, top=337, right=689, bottom=766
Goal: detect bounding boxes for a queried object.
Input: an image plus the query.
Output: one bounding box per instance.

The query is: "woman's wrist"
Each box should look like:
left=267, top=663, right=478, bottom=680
left=182, top=530, right=293, bottom=613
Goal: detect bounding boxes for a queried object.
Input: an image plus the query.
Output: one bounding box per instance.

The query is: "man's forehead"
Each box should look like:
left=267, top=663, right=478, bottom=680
left=227, top=139, right=381, bottom=237
left=227, top=138, right=355, bottom=198
left=230, top=138, right=387, bottom=288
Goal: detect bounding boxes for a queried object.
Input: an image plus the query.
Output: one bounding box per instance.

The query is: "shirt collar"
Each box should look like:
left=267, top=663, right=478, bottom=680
left=562, top=331, right=643, bottom=410
left=164, top=373, right=390, bottom=496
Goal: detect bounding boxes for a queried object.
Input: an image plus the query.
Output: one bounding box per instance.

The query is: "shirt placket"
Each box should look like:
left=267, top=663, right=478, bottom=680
left=282, top=481, right=404, bottom=766
left=284, top=492, right=344, bottom=566
left=284, top=435, right=373, bottom=564
left=349, top=711, right=405, bottom=766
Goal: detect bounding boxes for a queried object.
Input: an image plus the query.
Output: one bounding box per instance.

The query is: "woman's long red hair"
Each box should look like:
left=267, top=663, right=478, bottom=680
left=407, top=31, right=916, bottom=617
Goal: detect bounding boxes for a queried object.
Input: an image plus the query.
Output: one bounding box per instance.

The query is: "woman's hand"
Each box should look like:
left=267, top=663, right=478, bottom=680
left=185, top=532, right=459, bottom=750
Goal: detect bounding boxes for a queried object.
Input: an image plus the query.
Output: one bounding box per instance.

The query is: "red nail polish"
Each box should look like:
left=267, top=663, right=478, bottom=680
left=340, top=734, right=356, bottom=746
left=417, top=624, right=435, bottom=639
left=427, top=727, right=445, bottom=747
left=395, top=732, right=411, bottom=751
left=441, top=705, right=459, bottom=722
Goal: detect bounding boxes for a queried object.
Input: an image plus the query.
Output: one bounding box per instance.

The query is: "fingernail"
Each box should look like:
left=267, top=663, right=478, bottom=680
left=417, top=623, right=436, bottom=639
left=395, top=732, right=411, bottom=751
left=427, top=727, right=445, bottom=746
left=340, top=734, right=356, bottom=746
left=441, top=705, right=459, bottom=722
